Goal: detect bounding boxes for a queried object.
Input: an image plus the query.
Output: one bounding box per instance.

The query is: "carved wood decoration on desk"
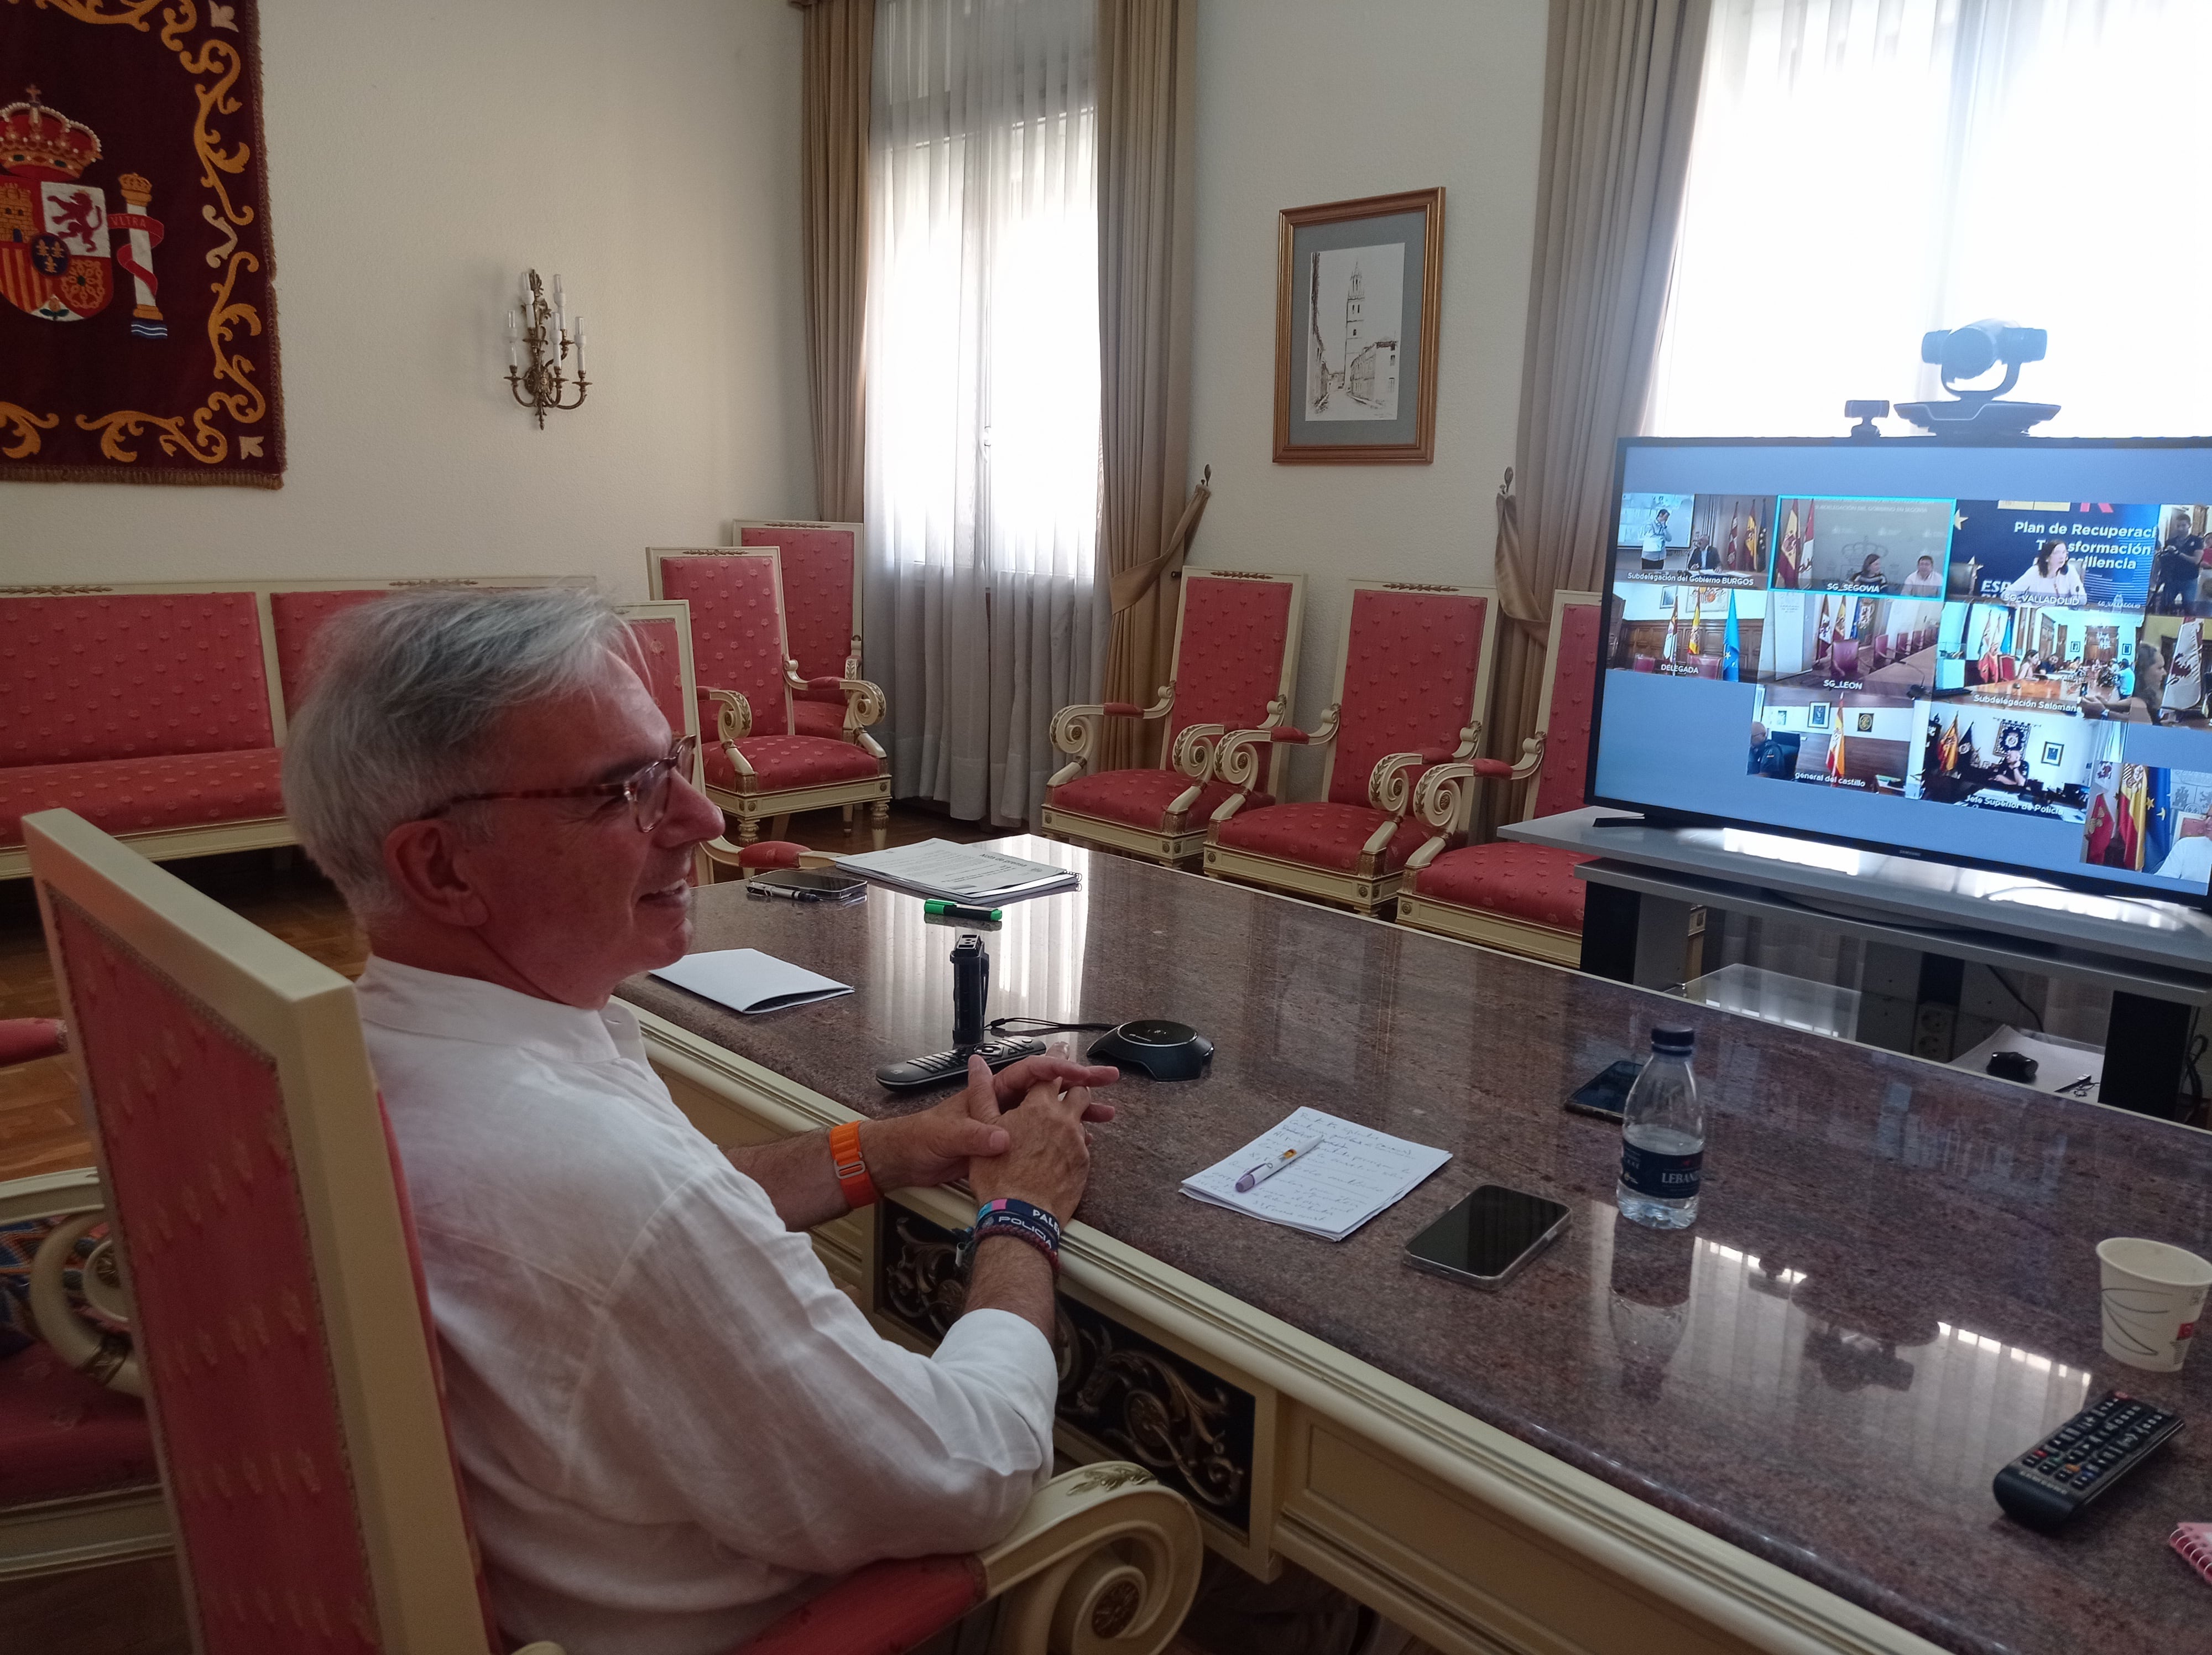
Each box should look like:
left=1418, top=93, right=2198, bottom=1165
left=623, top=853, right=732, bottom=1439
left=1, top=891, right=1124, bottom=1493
left=880, top=1204, right=1255, bottom=1534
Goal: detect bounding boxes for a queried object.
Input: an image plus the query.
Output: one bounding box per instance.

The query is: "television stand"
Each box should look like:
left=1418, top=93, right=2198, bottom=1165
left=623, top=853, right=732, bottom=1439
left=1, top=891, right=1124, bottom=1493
left=1506, top=808, right=2212, bottom=1123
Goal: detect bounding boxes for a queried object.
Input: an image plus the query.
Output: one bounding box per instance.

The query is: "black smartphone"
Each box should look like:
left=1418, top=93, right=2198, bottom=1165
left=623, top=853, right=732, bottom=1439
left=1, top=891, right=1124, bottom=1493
left=1564, top=1058, right=1643, bottom=1123
left=1403, top=1185, right=1572, bottom=1291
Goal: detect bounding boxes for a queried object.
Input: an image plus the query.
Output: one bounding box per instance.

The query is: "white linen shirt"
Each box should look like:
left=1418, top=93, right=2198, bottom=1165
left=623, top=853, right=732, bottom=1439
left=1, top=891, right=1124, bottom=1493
left=355, top=957, right=1058, bottom=1655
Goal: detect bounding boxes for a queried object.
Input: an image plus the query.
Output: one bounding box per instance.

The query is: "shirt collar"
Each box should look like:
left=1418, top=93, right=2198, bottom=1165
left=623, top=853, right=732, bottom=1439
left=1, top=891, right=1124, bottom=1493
left=354, top=956, right=630, bottom=1065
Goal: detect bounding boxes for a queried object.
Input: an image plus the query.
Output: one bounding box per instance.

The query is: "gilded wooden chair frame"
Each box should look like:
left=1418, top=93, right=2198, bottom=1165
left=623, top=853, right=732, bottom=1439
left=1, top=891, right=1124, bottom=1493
left=0, top=575, right=594, bottom=883
left=645, top=548, right=892, bottom=849
left=1396, top=590, right=1601, bottom=966
left=1202, top=580, right=1500, bottom=917
left=1039, top=570, right=1306, bottom=867
left=731, top=518, right=866, bottom=686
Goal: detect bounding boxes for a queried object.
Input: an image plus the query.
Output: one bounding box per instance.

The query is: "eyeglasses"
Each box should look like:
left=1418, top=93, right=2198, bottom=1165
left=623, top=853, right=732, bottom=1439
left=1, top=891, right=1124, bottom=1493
left=436, top=734, right=700, bottom=833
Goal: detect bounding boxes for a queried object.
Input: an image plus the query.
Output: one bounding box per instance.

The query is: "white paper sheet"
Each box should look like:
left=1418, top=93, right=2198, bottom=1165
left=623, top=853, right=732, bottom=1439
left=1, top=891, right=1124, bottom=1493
left=1947, top=1025, right=2105, bottom=1096
left=831, top=839, right=1078, bottom=904
left=650, top=949, right=853, bottom=1015
left=1181, top=1106, right=1452, bottom=1241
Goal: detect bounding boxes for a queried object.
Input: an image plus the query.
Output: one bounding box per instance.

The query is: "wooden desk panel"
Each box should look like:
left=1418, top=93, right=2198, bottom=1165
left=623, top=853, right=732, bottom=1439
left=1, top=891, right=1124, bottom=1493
left=620, top=839, right=2212, bottom=1655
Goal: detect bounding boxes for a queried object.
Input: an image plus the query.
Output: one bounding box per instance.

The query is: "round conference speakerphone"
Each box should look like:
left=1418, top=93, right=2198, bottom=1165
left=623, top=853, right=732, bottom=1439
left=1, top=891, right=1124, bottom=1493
left=1086, top=1019, right=1213, bottom=1081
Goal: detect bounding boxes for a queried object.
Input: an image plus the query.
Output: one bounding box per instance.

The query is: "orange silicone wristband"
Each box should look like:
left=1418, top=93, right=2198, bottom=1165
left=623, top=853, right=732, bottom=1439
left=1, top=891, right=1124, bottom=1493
left=829, top=1120, right=879, bottom=1209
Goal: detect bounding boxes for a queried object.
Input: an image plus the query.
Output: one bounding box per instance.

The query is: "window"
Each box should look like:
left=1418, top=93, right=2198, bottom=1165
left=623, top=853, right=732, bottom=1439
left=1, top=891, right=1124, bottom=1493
left=1647, top=0, right=2212, bottom=439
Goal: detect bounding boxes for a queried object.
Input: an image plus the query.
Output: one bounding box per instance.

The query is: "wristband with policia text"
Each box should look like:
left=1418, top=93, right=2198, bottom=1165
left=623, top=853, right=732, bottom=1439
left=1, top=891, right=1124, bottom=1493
left=828, top=1120, right=879, bottom=1209
left=956, top=1197, right=1063, bottom=1276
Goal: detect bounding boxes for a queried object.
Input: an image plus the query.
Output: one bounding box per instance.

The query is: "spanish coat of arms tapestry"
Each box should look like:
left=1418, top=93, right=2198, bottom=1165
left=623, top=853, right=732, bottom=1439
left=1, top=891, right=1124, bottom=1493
left=1, top=0, right=282, bottom=486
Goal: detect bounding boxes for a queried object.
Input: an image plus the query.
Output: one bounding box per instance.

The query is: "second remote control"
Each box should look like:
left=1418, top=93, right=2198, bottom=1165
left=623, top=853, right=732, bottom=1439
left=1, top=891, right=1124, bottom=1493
left=1992, top=1389, right=2183, bottom=1531
left=875, top=1038, right=1046, bottom=1091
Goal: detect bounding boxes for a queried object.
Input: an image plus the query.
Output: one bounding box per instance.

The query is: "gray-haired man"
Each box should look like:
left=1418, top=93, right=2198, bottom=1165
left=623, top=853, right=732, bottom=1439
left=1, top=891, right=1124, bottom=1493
left=284, top=590, right=1114, bottom=1655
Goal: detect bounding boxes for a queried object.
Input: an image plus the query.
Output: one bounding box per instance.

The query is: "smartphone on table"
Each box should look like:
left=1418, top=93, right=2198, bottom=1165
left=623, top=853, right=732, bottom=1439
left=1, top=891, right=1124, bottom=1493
left=1404, top=1184, right=1572, bottom=1291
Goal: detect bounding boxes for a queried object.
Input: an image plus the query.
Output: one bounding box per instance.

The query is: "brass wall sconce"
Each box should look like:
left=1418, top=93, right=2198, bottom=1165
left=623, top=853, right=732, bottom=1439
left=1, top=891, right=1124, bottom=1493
left=505, top=269, right=588, bottom=428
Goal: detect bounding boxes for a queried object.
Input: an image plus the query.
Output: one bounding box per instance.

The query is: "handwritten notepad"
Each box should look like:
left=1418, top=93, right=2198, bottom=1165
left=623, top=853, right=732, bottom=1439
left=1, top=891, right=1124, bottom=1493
left=1182, top=1107, right=1451, bottom=1241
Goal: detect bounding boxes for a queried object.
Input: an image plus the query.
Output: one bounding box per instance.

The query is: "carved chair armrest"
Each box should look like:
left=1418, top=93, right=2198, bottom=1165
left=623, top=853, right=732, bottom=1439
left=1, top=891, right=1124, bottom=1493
left=1365, top=720, right=1482, bottom=820
left=702, top=687, right=757, bottom=779
left=1048, top=684, right=1175, bottom=785
left=846, top=633, right=863, bottom=683
left=743, top=1463, right=1202, bottom=1655
left=1408, top=732, right=1547, bottom=832
left=0, top=1017, right=65, bottom=1066
left=1214, top=700, right=1338, bottom=802
left=7, top=1170, right=140, bottom=1398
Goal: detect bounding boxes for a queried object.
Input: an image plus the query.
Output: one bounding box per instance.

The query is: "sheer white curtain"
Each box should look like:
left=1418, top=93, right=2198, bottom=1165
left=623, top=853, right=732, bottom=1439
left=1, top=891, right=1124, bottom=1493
left=1648, top=0, right=2212, bottom=439
left=864, top=0, right=1107, bottom=828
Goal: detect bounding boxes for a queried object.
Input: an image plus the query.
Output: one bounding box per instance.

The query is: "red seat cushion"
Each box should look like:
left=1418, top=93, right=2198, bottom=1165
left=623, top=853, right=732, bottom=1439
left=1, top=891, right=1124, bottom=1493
left=1409, top=842, right=1593, bottom=931
left=1051, top=768, right=1269, bottom=831
left=0, top=1343, right=157, bottom=1505
left=791, top=697, right=848, bottom=740
left=0, top=750, right=285, bottom=847
left=703, top=734, right=881, bottom=791
left=1212, top=800, right=1429, bottom=873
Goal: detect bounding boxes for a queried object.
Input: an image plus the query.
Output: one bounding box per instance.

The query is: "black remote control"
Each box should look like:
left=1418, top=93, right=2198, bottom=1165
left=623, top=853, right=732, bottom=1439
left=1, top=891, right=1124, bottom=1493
left=875, top=1038, right=1046, bottom=1091
left=1992, top=1389, right=2184, bottom=1531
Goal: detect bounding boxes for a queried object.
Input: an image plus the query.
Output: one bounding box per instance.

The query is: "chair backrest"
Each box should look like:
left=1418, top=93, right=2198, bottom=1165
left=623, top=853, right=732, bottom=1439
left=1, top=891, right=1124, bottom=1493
left=0, top=592, right=274, bottom=768
left=1162, top=571, right=1304, bottom=763
left=1526, top=592, right=1601, bottom=825
left=733, top=520, right=863, bottom=688
left=646, top=549, right=796, bottom=739
left=617, top=600, right=701, bottom=750
left=1323, top=582, right=1498, bottom=809
left=25, top=809, right=494, bottom=1654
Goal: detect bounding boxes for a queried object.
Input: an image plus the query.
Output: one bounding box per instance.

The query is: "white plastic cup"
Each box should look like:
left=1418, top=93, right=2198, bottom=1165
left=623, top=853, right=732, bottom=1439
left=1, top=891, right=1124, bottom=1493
left=2097, top=1237, right=2212, bottom=1373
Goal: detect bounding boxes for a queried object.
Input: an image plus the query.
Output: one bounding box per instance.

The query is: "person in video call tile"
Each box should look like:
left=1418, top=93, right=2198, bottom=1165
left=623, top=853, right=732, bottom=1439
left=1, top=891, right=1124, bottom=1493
left=2002, top=539, right=2089, bottom=606
left=1640, top=508, right=1672, bottom=571
left=1851, top=551, right=1886, bottom=589
left=2154, top=516, right=2205, bottom=613
left=1685, top=532, right=1721, bottom=573
left=1746, top=722, right=1796, bottom=779
left=1900, top=554, right=1944, bottom=597
left=2154, top=825, right=2212, bottom=885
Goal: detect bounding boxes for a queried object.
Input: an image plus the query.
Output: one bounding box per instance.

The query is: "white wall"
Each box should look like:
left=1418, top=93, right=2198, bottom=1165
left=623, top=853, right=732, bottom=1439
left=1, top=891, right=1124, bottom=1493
left=0, top=0, right=809, bottom=601
left=1185, top=0, right=1550, bottom=774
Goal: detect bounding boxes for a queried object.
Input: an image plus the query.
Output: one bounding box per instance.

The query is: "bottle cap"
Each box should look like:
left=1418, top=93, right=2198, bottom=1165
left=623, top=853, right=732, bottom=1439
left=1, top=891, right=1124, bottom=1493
left=1650, top=1025, right=1696, bottom=1053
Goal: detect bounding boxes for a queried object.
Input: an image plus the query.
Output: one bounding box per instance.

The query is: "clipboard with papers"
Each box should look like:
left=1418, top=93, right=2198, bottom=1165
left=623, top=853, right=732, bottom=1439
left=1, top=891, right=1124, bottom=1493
left=832, top=839, right=1078, bottom=905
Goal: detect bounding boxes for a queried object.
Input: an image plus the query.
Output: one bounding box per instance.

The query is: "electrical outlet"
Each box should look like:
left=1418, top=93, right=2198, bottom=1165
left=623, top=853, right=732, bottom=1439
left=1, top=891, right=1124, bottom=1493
left=1913, top=1001, right=1956, bottom=1060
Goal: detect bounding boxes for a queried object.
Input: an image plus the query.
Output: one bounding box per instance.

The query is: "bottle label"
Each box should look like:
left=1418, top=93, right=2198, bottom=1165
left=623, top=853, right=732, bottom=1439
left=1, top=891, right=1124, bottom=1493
left=1620, top=1142, right=1703, bottom=1200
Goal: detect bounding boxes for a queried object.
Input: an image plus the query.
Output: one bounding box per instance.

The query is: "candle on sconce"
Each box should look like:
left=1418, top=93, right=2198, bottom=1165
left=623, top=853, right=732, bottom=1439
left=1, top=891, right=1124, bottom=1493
left=574, top=317, right=586, bottom=373
left=505, top=308, right=518, bottom=341
left=508, top=336, right=519, bottom=371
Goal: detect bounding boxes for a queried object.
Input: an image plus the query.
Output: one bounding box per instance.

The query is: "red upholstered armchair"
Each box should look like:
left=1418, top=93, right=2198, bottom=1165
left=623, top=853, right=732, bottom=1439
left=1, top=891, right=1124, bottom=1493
left=734, top=519, right=867, bottom=743
left=1040, top=570, right=1304, bottom=866
left=1203, top=581, right=1499, bottom=917
left=647, top=548, right=893, bottom=850
left=16, top=811, right=1202, bottom=1653
left=1397, top=591, right=1602, bottom=967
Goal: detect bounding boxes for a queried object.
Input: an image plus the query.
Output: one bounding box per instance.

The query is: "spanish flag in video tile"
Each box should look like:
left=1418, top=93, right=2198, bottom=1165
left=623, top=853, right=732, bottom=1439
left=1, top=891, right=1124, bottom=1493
left=1827, top=725, right=1846, bottom=782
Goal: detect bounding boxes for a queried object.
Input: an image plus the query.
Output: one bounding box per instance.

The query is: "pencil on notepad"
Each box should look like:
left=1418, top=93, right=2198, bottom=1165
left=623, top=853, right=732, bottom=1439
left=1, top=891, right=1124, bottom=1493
left=1234, top=1133, right=1325, bottom=1193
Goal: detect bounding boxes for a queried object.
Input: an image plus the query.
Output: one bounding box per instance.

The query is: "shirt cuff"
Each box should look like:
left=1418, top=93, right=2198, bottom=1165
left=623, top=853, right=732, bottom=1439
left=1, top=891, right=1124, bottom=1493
left=935, top=1307, right=1059, bottom=1425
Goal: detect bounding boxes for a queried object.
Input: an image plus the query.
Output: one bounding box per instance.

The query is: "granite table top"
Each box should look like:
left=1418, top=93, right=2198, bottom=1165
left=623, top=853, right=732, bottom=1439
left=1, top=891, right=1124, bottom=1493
left=617, top=837, right=2212, bottom=1655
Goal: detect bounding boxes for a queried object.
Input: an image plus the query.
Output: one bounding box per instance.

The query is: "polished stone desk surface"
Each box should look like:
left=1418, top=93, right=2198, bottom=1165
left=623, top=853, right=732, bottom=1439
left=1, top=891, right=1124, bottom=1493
left=618, top=838, right=2212, bottom=1655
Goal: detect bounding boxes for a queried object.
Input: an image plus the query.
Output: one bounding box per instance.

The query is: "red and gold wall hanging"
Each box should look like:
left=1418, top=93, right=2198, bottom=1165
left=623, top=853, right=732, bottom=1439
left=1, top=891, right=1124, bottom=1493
left=1, top=0, right=282, bottom=486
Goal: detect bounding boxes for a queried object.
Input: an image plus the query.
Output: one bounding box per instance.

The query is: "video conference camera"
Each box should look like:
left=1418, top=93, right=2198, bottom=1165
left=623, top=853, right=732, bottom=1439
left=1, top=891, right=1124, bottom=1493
left=1891, top=318, right=2060, bottom=438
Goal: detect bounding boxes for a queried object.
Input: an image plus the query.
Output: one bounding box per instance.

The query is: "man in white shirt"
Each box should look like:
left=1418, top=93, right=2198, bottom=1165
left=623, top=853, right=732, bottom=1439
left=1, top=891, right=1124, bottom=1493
left=281, top=590, right=1117, bottom=1655
left=1900, top=554, right=1945, bottom=597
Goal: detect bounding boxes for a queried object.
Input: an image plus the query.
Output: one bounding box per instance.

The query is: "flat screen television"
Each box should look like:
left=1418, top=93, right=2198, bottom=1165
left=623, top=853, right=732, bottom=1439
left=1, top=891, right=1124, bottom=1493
left=1591, top=436, right=2212, bottom=904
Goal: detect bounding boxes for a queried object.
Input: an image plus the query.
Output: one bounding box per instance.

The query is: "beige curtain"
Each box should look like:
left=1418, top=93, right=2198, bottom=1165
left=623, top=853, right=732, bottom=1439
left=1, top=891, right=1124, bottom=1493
left=1095, top=0, right=1199, bottom=772
left=1483, top=0, right=1709, bottom=834
left=796, top=0, right=875, bottom=522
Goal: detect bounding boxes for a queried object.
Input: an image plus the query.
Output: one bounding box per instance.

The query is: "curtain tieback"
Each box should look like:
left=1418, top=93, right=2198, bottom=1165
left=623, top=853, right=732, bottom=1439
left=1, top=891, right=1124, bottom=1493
left=1110, top=467, right=1213, bottom=615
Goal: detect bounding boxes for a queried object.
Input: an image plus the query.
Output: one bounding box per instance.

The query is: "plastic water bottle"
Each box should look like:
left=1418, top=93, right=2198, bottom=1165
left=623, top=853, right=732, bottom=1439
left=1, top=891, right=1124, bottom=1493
left=1617, top=1026, right=1704, bottom=1230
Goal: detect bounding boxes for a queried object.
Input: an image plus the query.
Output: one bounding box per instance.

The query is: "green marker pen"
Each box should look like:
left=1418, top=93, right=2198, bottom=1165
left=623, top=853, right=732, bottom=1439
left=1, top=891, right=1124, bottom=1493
left=924, top=899, right=1002, bottom=923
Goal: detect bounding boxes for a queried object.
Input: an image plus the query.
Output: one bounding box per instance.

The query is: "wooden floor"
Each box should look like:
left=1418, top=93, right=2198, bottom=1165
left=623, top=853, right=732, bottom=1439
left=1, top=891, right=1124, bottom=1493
left=0, top=803, right=1011, bottom=1653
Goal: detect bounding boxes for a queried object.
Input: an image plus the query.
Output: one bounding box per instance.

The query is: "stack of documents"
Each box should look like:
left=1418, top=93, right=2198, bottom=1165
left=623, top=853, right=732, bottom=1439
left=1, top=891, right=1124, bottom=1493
left=833, top=839, right=1078, bottom=904
left=650, top=949, right=854, bottom=1015
left=1182, top=1106, right=1452, bottom=1241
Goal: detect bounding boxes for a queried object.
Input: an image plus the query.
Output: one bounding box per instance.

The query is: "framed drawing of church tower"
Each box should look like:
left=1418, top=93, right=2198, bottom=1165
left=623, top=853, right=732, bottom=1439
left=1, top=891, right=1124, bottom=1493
left=1272, top=188, right=1443, bottom=465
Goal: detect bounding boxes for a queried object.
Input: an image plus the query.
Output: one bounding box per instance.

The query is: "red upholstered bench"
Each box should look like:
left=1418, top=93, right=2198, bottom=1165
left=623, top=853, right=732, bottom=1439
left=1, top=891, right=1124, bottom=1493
left=0, top=577, right=592, bottom=881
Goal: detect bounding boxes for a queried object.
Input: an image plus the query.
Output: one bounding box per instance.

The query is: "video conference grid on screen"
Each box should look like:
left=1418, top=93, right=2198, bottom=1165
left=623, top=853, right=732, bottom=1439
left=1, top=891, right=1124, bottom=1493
left=1603, top=476, right=2212, bottom=897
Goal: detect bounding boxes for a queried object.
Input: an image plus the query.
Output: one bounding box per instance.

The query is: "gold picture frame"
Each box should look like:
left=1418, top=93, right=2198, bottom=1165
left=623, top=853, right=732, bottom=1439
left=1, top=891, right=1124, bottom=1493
left=1273, top=187, right=1443, bottom=466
